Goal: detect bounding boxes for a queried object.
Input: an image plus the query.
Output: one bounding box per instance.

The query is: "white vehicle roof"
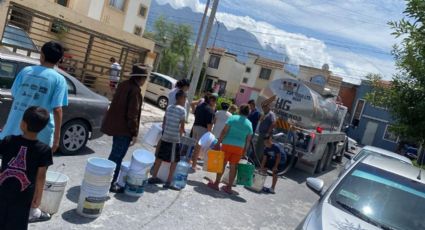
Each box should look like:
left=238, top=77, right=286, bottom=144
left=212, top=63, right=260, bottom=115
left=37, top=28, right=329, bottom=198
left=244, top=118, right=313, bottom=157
left=151, top=72, right=177, bottom=84
left=362, top=145, right=412, bottom=165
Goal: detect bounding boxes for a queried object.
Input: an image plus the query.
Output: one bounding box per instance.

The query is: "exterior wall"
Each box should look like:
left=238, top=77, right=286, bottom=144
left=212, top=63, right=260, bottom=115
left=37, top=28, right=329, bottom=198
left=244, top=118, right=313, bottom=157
left=338, top=82, right=358, bottom=112
left=100, top=1, right=128, bottom=30
left=299, top=65, right=342, bottom=96
left=347, top=82, right=398, bottom=151
left=235, top=85, right=260, bottom=105
left=71, top=0, right=91, bottom=16
left=123, top=0, right=151, bottom=35
left=87, top=0, right=104, bottom=20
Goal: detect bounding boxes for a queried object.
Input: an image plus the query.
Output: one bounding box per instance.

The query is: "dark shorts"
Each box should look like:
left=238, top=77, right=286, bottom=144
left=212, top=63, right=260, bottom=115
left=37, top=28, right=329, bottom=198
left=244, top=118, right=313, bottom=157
left=157, top=140, right=181, bottom=163
left=0, top=190, right=32, bottom=230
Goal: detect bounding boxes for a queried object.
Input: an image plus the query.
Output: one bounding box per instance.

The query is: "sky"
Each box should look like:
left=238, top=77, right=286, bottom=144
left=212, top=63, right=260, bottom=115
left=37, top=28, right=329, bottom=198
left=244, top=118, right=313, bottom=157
left=155, top=0, right=406, bottom=84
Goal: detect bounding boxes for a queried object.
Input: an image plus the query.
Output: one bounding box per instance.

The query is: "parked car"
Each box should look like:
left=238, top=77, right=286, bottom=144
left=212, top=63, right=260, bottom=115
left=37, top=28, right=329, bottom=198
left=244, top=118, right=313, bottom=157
left=0, top=47, right=109, bottom=154
left=342, top=145, right=412, bottom=174
left=403, top=146, right=419, bottom=160
left=144, top=72, right=177, bottom=109
left=297, top=154, right=425, bottom=230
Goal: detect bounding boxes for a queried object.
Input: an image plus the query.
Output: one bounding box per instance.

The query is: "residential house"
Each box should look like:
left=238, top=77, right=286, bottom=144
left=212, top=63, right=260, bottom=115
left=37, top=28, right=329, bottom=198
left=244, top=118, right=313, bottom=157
left=202, top=47, right=245, bottom=98
left=347, top=80, right=399, bottom=152
left=298, top=64, right=342, bottom=96
left=338, top=81, right=359, bottom=115
left=235, top=53, right=292, bottom=105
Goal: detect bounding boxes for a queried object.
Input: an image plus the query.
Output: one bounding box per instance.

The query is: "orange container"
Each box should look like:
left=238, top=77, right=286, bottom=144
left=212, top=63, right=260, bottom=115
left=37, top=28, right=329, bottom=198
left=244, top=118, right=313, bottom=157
left=207, top=150, right=225, bottom=173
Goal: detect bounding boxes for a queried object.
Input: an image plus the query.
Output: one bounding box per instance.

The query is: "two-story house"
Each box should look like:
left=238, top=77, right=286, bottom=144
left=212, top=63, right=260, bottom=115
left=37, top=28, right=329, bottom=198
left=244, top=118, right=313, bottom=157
left=347, top=80, right=399, bottom=151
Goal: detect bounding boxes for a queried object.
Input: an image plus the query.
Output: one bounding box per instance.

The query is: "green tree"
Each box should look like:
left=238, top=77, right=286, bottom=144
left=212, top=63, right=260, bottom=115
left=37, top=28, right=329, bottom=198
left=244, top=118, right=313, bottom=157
left=365, top=0, right=425, bottom=152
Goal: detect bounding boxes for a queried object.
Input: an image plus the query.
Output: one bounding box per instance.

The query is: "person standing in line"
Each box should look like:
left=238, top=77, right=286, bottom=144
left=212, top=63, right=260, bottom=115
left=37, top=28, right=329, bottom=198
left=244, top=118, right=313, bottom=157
left=260, top=135, right=282, bottom=194
left=229, top=104, right=238, bottom=115
left=255, top=102, right=277, bottom=162
left=212, top=102, right=232, bottom=138
left=148, top=90, right=187, bottom=189
left=0, top=41, right=68, bottom=222
left=109, top=57, right=122, bottom=93
left=247, top=99, right=260, bottom=133
left=207, top=104, right=253, bottom=195
left=191, top=94, right=217, bottom=171
left=101, top=65, right=148, bottom=193
left=0, top=107, right=53, bottom=230
left=168, top=79, right=190, bottom=108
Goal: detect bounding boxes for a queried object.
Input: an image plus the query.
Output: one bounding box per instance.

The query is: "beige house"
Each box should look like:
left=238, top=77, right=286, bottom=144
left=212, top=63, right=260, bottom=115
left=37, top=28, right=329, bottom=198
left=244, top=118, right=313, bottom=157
left=202, top=47, right=245, bottom=98
left=298, top=64, right=342, bottom=96
left=0, top=0, right=156, bottom=97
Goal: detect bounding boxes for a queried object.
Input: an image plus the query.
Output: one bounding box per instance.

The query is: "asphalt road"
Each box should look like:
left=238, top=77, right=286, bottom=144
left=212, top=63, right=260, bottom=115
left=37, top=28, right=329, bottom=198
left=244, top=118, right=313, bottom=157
left=28, top=103, right=345, bottom=230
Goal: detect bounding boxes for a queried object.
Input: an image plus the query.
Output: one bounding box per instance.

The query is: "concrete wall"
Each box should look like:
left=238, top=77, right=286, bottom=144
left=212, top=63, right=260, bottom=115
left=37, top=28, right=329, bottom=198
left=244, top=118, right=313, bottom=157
left=87, top=0, right=104, bottom=20
left=235, top=85, right=260, bottom=105
left=100, top=1, right=128, bottom=30
left=123, top=0, right=151, bottom=35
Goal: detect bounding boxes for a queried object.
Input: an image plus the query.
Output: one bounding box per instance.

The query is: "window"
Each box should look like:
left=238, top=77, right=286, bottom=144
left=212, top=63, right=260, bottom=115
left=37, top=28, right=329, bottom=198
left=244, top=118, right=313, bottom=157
left=245, top=67, right=251, bottom=73
left=164, top=79, right=172, bottom=89
left=351, top=99, right=365, bottom=126
left=109, top=0, right=126, bottom=11
left=383, top=125, right=398, bottom=143
left=208, top=55, right=221, bottom=69
left=242, top=78, right=248, bottom=84
left=56, top=0, right=69, bottom=7
left=134, top=26, right=142, bottom=36
left=0, top=62, right=17, bottom=89
left=151, top=75, right=168, bottom=88
left=259, top=67, right=272, bottom=80
left=64, top=76, right=76, bottom=94
left=239, top=88, right=245, bottom=94
left=139, top=5, right=148, bottom=17
left=10, top=6, right=33, bottom=32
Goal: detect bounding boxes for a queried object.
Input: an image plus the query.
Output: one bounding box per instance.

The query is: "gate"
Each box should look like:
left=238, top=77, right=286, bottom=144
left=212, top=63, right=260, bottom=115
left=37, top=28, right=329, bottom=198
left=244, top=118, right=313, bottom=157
left=1, top=3, right=148, bottom=97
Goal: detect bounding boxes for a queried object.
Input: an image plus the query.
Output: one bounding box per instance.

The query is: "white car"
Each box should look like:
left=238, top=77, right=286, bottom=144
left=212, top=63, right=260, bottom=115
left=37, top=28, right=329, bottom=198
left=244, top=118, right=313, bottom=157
left=144, top=72, right=177, bottom=109
left=342, top=145, right=412, bottom=173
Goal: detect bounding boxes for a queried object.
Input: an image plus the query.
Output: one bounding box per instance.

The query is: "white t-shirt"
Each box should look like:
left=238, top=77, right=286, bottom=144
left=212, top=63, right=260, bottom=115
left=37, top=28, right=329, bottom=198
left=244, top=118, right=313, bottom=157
left=109, top=62, right=122, bottom=82
left=212, top=110, right=232, bottom=138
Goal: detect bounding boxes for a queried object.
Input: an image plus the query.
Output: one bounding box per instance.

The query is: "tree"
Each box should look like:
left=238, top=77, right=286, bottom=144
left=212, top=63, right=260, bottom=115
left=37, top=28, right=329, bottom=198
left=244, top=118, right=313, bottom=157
left=365, top=0, right=425, bottom=155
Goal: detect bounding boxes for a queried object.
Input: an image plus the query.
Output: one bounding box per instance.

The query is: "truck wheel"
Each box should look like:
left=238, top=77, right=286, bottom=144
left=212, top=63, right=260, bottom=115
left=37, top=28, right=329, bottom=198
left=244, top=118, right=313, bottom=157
left=323, top=145, right=334, bottom=171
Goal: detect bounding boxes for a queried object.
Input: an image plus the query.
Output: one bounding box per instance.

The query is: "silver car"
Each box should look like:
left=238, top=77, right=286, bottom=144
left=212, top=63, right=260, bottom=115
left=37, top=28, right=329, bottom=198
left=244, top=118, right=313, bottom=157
left=144, top=72, right=177, bottom=109
left=297, top=154, right=425, bottom=230
left=0, top=48, right=109, bottom=154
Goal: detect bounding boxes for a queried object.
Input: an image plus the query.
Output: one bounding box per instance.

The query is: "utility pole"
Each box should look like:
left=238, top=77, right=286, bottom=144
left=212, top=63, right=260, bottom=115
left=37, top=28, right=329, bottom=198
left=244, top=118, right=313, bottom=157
left=187, top=0, right=220, bottom=110
left=186, top=0, right=210, bottom=82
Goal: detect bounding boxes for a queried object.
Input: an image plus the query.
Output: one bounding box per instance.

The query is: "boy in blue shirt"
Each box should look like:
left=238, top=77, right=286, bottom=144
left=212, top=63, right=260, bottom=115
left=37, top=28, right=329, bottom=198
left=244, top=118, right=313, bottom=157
left=260, top=135, right=282, bottom=194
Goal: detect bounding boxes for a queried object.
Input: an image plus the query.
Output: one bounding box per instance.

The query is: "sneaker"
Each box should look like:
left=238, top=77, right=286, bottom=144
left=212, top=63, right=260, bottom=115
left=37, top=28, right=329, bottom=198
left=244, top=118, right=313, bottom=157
left=109, top=185, right=124, bottom=193
left=28, top=210, right=51, bottom=223
left=148, top=177, right=162, bottom=184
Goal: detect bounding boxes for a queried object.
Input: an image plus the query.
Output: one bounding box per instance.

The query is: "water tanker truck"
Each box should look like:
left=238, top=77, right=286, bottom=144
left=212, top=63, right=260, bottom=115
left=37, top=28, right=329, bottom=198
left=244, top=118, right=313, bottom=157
left=257, top=78, right=348, bottom=174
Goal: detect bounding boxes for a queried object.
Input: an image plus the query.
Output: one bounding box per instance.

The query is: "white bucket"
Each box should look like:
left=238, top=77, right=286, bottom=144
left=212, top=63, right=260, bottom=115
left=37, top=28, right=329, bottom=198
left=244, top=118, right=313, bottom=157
left=86, top=157, right=116, bottom=176
left=142, top=123, right=162, bottom=146
left=157, top=161, right=171, bottom=183
left=124, top=172, right=148, bottom=197
left=249, top=171, right=267, bottom=192
left=130, top=149, right=155, bottom=175
left=40, top=171, right=69, bottom=214
left=117, top=161, right=131, bottom=187
left=77, top=182, right=110, bottom=218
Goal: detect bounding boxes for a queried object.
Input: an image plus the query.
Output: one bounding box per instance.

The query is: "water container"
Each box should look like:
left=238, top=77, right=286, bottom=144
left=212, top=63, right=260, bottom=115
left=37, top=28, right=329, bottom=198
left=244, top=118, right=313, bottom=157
left=86, top=157, right=116, bottom=175
left=142, top=123, right=162, bottom=146
left=157, top=161, right=171, bottom=183
left=198, top=132, right=217, bottom=169
left=237, top=161, right=255, bottom=186
left=249, top=170, right=267, bottom=192
left=129, top=149, right=155, bottom=176
left=117, top=161, right=131, bottom=187
left=206, top=150, right=224, bottom=173
left=124, top=172, right=148, bottom=197
left=40, top=171, right=69, bottom=214
left=171, top=157, right=191, bottom=189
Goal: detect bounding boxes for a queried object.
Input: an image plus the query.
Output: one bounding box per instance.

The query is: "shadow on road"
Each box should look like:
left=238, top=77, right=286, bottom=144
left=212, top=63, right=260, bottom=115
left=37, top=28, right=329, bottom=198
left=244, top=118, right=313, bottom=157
left=61, top=209, right=96, bottom=224
left=114, top=193, right=140, bottom=203
left=55, top=146, right=95, bottom=157
left=144, top=184, right=164, bottom=194
left=66, top=186, right=80, bottom=204
left=188, top=179, right=247, bottom=203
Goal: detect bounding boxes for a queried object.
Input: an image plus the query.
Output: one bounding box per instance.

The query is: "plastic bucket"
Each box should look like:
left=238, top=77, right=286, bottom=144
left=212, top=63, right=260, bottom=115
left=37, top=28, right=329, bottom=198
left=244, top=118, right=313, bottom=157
left=86, top=158, right=116, bottom=176
left=129, top=149, right=155, bottom=175
left=142, top=123, right=162, bottom=146
left=237, top=162, right=255, bottom=186
left=206, top=150, right=224, bottom=173
left=157, top=161, right=171, bottom=182
left=124, top=173, right=148, bottom=197
left=249, top=170, right=267, bottom=192
left=40, top=171, right=69, bottom=214
left=77, top=181, right=110, bottom=218
left=117, top=161, right=131, bottom=187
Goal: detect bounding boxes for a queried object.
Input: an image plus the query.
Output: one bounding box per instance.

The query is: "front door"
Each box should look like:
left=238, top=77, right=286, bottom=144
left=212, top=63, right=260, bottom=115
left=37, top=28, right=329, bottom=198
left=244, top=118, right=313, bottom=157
left=361, top=121, right=378, bottom=146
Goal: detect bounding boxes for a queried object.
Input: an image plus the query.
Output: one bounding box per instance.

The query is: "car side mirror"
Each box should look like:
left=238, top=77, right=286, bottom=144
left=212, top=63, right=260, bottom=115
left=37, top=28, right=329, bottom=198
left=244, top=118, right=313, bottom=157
left=306, top=177, right=324, bottom=196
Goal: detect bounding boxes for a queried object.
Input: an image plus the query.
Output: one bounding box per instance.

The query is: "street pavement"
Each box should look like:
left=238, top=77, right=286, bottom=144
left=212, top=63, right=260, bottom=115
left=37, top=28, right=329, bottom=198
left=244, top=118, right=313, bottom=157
left=29, top=103, right=344, bottom=230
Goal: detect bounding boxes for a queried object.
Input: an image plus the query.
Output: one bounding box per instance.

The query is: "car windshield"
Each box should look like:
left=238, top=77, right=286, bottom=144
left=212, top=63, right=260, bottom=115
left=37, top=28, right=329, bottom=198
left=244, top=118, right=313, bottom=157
left=329, top=163, right=425, bottom=230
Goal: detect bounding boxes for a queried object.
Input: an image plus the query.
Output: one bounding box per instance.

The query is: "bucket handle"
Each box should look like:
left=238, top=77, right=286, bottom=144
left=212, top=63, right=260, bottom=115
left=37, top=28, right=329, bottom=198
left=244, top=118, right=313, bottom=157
left=46, top=163, right=66, bottom=189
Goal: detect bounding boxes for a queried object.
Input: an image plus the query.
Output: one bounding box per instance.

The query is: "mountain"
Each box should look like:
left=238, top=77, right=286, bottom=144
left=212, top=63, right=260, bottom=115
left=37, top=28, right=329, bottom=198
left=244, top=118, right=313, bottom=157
left=147, top=0, right=287, bottom=63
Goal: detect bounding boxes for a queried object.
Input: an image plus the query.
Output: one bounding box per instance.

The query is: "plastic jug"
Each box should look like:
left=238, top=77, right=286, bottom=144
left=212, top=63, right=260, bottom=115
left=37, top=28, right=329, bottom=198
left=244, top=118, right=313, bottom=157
left=237, top=161, right=255, bottom=186
left=206, top=150, right=225, bottom=173
left=172, top=157, right=191, bottom=189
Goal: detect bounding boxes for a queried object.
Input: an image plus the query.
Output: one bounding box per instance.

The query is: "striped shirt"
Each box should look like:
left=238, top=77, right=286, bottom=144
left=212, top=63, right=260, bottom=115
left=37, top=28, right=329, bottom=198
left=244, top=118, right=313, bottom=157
left=161, top=105, right=186, bottom=143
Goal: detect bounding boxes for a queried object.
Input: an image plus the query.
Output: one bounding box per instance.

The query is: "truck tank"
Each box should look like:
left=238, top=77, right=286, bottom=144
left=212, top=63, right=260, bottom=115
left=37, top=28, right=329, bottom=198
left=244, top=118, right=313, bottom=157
left=257, top=78, right=345, bottom=132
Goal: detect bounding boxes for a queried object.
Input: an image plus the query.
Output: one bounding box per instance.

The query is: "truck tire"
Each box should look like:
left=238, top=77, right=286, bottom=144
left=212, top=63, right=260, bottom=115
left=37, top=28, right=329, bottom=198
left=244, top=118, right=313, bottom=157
left=323, top=144, right=334, bottom=171
left=335, top=142, right=346, bottom=163
left=315, top=148, right=327, bottom=174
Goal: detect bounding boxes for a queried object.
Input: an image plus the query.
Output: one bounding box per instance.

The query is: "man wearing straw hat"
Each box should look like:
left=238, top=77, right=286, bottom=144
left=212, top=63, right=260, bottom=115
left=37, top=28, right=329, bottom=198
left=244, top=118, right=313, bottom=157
left=101, top=64, right=149, bottom=193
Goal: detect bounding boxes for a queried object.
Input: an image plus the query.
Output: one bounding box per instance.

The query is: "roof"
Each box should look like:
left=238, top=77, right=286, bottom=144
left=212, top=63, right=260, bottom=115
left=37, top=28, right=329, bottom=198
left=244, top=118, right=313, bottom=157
left=362, top=154, right=424, bottom=184
left=151, top=72, right=177, bottom=84
left=362, top=145, right=412, bottom=164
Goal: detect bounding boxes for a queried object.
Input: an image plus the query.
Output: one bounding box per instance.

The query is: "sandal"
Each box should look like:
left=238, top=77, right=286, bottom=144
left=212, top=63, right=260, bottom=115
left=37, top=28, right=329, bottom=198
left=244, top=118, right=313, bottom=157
left=221, top=186, right=239, bottom=195
left=148, top=177, right=162, bottom=184
left=207, top=182, right=219, bottom=191
left=29, top=210, right=51, bottom=223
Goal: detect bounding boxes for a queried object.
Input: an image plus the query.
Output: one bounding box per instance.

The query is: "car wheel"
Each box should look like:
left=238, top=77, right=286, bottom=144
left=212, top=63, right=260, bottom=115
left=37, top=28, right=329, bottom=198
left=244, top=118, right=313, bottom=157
left=60, top=120, right=89, bottom=155
left=158, top=97, right=168, bottom=109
